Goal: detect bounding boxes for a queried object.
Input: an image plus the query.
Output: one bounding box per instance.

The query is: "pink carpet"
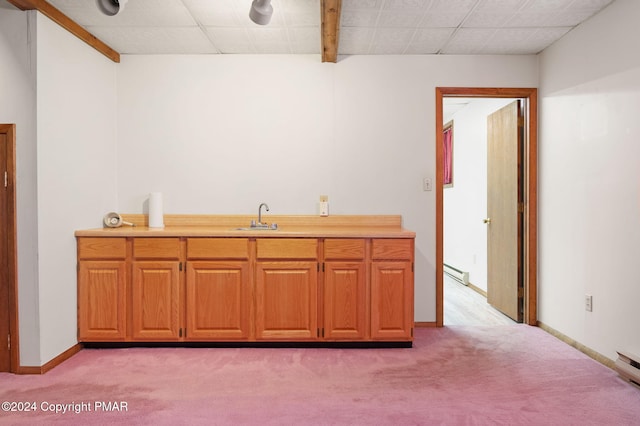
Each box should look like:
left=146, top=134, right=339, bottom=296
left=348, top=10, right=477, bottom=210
left=1, top=325, right=639, bottom=425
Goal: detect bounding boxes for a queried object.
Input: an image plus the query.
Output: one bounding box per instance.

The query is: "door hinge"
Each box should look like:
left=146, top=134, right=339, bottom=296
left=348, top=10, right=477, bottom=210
left=322, top=263, right=325, bottom=272
left=179, top=328, right=183, bottom=338
left=518, top=202, right=525, bottom=213
left=7, top=334, right=10, bottom=350
left=179, top=262, right=183, bottom=272
left=4, top=171, right=7, bottom=188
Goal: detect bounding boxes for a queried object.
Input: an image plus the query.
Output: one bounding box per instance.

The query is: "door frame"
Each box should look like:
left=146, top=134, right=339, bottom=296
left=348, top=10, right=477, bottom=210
left=435, top=88, right=537, bottom=326
left=0, top=123, right=19, bottom=372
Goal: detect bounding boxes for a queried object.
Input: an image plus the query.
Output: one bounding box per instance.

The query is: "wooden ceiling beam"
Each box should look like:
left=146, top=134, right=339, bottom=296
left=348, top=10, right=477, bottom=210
left=321, top=0, right=341, bottom=63
left=7, top=0, right=120, bottom=63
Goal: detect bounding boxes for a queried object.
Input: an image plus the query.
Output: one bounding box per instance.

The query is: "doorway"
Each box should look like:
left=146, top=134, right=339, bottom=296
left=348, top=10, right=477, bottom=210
left=0, top=123, right=18, bottom=372
left=435, top=88, right=538, bottom=327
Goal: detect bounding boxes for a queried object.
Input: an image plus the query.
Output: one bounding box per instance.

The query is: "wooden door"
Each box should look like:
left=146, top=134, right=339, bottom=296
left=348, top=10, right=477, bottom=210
left=486, top=101, right=524, bottom=322
left=186, top=261, right=250, bottom=340
left=132, top=261, right=181, bottom=340
left=255, top=261, right=318, bottom=340
left=78, top=261, right=127, bottom=340
left=324, top=262, right=366, bottom=340
left=0, top=126, right=12, bottom=371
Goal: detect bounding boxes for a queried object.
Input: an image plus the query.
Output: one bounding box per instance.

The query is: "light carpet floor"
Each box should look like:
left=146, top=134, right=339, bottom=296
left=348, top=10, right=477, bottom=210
left=1, top=325, right=639, bottom=425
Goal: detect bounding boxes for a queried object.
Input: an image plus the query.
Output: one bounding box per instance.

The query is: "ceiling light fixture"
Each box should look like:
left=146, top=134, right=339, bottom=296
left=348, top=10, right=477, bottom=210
left=249, top=0, right=273, bottom=25
left=97, top=0, right=128, bottom=16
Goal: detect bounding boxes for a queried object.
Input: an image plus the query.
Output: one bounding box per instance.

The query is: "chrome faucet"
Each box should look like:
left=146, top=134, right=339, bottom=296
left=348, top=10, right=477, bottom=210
left=257, top=202, right=269, bottom=226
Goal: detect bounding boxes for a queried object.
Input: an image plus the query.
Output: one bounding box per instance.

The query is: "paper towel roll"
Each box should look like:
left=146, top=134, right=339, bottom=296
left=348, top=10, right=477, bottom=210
left=148, top=192, right=164, bottom=228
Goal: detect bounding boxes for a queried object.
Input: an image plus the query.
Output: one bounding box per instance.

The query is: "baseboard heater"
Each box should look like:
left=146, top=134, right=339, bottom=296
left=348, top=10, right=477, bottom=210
left=444, top=263, right=469, bottom=285
left=615, top=350, right=640, bottom=387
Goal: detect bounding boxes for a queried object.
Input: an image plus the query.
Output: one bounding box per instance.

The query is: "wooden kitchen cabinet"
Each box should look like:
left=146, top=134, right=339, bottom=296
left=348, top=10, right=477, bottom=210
left=131, top=238, right=181, bottom=340
left=77, top=238, right=127, bottom=341
left=371, top=239, right=414, bottom=340
left=255, top=239, right=318, bottom=340
left=185, top=238, right=251, bottom=340
left=323, top=239, right=367, bottom=340
left=77, top=221, right=415, bottom=345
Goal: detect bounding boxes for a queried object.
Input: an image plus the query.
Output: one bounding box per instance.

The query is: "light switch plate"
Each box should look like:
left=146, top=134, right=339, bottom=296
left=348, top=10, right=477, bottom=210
left=423, top=178, right=432, bottom=191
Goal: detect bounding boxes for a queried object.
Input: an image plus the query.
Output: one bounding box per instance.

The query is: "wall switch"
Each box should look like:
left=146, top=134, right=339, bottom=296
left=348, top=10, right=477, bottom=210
left=585, top=295, right=593, bottom=312
left=423, top=177, right=432, bottom=191
left=319, top=195, right=329, bottom=217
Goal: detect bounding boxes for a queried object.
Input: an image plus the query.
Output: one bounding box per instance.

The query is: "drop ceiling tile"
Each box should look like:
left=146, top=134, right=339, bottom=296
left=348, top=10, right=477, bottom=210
left=405, top=28, right=455, bottom=53
left=248, top=27, right=290, bottom=44
left=474, top=0, right=529, bottom=12
left=419, top=12, right=469, bottom=27
left=87, top=27, right=217, bottom=54
left=289, top=27, right=320, bottom=43
left=282, top=11, right=321, bottom=27
left=280, top=0, right=320, bottom=13
left=522, top=0, right=574, bottom=11
left=383, top=0, right=432, bottom=11
left=206, top=27, right=252, bottom=46
left=403, top=44, right=440, bottom=54
left=341, top=10, right=380, bottom=27
left=251, top=43, right=292, bottom=54
left=412, top=27, right=456, bottom=45
left=428, top=0, right=478, bottom=12
left=338, top=27, right=375, bottom=54
left=463, top=11, right=516, bottom=27
left=440, top=28, right=495, bottom=54
left=378, top=11, right=422, bottom=27
left=181, top=0, right=241, bottom=27
left=507, top=10, right=599, bottom=27
left=342, top=0, right=385, bottom=11
left=370, top=44, right=407, bottom=54
left=372, top=28, right=415, bottom=45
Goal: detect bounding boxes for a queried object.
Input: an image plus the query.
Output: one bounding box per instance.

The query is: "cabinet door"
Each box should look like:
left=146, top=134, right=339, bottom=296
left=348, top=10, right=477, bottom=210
left=186, top=261, right=250, bottom=340
left=371, top=261, right=413, bottom=340
left=256, top=261, right=318, bottom=340
left=132, top=261, right=180, bottom=340
left=324, top=262, right=366, bottom=340
left=78, top=261, right=127, bottom=341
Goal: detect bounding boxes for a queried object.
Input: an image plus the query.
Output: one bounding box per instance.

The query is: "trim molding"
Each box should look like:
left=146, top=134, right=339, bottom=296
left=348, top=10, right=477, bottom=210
left=17, top=344, right=82, bottom=375
left=435, top=87, right=538, bottom=327
left=414, top=322, right=437, bottom=328
left=538, top=322, right=615, bottom=370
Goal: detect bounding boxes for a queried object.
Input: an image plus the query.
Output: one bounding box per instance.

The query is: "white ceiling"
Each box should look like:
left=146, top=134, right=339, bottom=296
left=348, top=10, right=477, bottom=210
left=43, top=0, right=615, bottom=56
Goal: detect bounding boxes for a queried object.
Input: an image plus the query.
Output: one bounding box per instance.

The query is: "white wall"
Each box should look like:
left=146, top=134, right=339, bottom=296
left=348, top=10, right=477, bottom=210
left=117, top=54, right=538, bottom=322
left=34, top=14, right=118, bottom=364
left=443, top=98, right=513, bottom=292
left=539, top=0, right=640, bottom=359
left=0, top=5, right=39, bottom=366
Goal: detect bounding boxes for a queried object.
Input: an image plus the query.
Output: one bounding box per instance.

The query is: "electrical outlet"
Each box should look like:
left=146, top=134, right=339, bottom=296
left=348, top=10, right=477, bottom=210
left=319, top=195, right=329, bottom=217
left=423, top=177, right=432, bottom=191
left=585, top=295, right=593, bottom=312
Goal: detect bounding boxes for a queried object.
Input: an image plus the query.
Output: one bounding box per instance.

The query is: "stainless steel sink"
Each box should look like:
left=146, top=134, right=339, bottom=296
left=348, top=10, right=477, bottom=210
left=234, top=224, right=278, bottom=231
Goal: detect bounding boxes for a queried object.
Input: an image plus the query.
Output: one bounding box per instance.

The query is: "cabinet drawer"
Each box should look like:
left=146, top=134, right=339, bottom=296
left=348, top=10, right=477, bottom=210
left=324, top=239, right=365, bottom=260
left=78, top=237, right=127, bottom=259
left=257, top=239, right=318, bottom=259
left=187, top=238, right=249, bottom=259
left=371, top=239, right=413, bottom=260
left=133, top=238, right=181, bottom=259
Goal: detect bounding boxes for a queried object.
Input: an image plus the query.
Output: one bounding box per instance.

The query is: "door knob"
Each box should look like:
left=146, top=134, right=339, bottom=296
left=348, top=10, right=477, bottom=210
left=483, top=218, right=491, bottom=224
